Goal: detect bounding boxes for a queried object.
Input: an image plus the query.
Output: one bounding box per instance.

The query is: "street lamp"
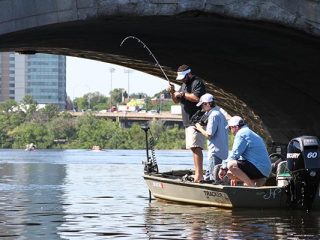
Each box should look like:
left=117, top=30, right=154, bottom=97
left=72, top=85, right=79, bottom=101
left=109, top=67, right=115, bottom=108
left=123, top=68, right=133, bottom=101
left=84, top=84, right=91, bottom=110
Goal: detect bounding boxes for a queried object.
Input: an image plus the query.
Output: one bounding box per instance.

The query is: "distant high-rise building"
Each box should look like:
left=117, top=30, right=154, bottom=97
left=0, top=52, right=66, bottom=109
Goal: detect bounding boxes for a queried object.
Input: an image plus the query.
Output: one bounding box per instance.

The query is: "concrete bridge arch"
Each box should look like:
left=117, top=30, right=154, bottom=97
left=0, top=0, right=320, bottom=145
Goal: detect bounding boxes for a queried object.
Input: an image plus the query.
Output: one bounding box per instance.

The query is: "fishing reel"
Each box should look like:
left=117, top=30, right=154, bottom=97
left=190, top=110, right=208, bottom=126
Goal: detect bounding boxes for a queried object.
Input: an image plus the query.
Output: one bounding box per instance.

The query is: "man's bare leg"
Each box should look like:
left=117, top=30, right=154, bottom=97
left=191, top=147, right=203, bottom=182
left=227, top=160, right=255, bottom=187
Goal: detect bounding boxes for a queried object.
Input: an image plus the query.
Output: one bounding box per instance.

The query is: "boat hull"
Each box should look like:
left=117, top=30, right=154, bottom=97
left=144, top=172, right=320, bottom=210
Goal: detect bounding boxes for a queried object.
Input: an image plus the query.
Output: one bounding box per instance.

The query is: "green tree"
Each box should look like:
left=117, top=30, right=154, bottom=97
left=20, top=95, right=38, bottom=121
left=71, top=114, right=118, bottom=148
left=47, top=113, right=77, bottom=146
left=8, top=111, right=26, bottom=129
left=0, top=114, right=11, bottom=148
left=156, top=125, right=185, bottom=149
left=9, top=122, right=53, bottom=149
left=86, top=92, right=108, bottom=111
left=73, top=97, right=88, bottom=111
left=21, top=95, right=37, bottom=105
left=38, top=104, right=60, bottom=122
left=125, top=123, right=147, bottom=149
left=0, top=99, right=18, bottom=113
left=110, top=88, right=125, bottom=107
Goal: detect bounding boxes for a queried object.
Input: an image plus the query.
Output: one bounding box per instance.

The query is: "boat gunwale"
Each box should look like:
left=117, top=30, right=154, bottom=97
left=143, top=172, right=285, bottom=191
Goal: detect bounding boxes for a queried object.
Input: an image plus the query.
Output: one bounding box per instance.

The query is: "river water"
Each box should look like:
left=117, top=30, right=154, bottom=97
left=0, top=149, right=320, bottom=240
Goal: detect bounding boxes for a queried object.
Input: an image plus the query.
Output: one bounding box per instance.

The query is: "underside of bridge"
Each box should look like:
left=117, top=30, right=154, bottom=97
left=0, top=11, right=319, bottom=144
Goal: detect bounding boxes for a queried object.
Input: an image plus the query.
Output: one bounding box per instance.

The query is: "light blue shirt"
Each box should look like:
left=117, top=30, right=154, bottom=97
left=206, top=107, right=229, bottom=160
left=222, top=126, right=271, bottom=177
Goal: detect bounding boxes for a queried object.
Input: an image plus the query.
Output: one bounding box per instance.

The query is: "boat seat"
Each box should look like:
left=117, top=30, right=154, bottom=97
left=276, top=161, right=290, bottom=176
left=266, top=160, right=291, bottom=186
left=275, top=161, right=291, bottom=186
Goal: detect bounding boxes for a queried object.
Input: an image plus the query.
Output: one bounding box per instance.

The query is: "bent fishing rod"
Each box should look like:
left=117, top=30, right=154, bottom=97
left=120, top=36, right=171, bottom=85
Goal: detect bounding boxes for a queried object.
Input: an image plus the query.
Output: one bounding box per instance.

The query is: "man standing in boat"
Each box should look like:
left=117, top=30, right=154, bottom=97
left=168, top=64, right=206, bottom=183
left=194, top=93, right=229, bottom=181
left=219, top=116, right=272, bottom=187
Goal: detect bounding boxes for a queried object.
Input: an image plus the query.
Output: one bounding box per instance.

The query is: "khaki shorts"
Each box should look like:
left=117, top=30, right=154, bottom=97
left=185, top=126, right=205, bottom=150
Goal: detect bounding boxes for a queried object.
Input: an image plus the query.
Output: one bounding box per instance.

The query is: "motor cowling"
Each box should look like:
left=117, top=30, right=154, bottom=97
left=286, top=136, right=320, bottom=211
left=287, top=136, right=320, bottom=171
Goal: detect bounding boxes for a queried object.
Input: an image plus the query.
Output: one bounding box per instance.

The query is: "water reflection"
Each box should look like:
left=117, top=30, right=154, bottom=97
left=0, top=161, right=66, bottom=239
left=144, top=201, right=320, bottom=239
left=57, top=160, right=149, bottom=239
left=144, top=201, right=232, bottom=239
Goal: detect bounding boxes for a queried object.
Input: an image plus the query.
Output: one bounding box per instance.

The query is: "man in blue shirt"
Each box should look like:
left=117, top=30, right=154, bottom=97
left=219, top=116, right=271, bottom=187
left=195, top=93, right=229, bottom=181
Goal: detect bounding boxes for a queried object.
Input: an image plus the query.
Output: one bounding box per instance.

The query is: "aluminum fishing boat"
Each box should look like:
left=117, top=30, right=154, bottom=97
left=142, top=126, right=320, bottom=211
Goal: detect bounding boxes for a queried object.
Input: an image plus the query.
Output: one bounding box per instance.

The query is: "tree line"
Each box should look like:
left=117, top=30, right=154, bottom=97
left=0, top=96, right=185, bottom=149
left=70, top=88, right=173, bottom=112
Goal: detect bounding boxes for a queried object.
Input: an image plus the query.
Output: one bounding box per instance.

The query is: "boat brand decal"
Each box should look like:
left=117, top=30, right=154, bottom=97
left=307, top=152, right=318, bottom=159
left=287, top=153, right=300, bottom=158
left=152, top=181, right=164, bottom=189
left=263, top=188, right=281, bottom=200
left=303, top=138, right=318, bottom=146
left=203, top=190, right=225, bottom=199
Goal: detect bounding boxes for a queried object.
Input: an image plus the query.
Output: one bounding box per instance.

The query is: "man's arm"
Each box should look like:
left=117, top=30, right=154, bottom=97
left=184, top=92, right=200, bottom=103
left=195, top=123, right=210, bottom=138
left=228, top=135, right=248, bottom=160
left=170, top=89, right=199, bottom=103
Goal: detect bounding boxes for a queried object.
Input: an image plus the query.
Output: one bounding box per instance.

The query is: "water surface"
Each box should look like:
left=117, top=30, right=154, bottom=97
left=0, top=149, right=319, bottom=239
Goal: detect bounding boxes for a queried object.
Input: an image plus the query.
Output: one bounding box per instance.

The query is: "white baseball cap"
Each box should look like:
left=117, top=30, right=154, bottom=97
left=196, top=93, right=215, bottom=107
left=228, top=116, right=244, bottom=127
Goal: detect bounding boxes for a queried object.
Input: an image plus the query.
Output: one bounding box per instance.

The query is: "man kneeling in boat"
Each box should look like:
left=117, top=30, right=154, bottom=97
left=218, top=116, right=272, bottom=187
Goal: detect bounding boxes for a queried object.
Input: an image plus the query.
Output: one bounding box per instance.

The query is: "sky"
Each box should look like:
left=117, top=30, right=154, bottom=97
left=66, top=56, right=175, bottom=100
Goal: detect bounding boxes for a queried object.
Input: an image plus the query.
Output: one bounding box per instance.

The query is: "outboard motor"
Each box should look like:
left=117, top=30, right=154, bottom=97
left=286, top=136, right=320, bottom=211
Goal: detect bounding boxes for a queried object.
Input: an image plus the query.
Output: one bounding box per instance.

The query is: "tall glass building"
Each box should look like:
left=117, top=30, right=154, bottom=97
left=0, top=52, right=66, bottom=109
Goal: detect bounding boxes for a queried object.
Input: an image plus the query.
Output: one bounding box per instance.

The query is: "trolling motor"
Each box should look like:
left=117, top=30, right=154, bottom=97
left=286, top=136, right=320, bottom=211
left=141, top=125, right=158, bottom=174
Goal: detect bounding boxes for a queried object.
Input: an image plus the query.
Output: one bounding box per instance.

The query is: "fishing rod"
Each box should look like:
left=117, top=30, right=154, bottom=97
left=120, top=36, right=171, bottom=85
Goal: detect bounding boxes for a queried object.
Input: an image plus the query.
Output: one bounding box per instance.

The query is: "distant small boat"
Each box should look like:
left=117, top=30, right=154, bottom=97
left=25, top=143, right=36, bottom=151
left=91, top=145, right=102, bottom=151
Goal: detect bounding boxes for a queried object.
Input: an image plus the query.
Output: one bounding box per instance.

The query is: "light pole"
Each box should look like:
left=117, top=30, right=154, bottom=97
left=123, top=68, right=132, bottom=101
left=72, top=85, right=78, bottom=101
left=85, top=84, right=91, bottom=110
left=109, top=67, right=115, bottom=108
left=160, top=93, right=164, bottom=113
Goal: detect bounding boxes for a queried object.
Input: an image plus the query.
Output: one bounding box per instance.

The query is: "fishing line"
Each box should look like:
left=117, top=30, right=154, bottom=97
left=120, top=36, right=171, bottom=84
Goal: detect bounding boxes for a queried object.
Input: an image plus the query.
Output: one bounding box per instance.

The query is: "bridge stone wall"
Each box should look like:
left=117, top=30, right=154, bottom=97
left=0, top=0, right=320, bottom=36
